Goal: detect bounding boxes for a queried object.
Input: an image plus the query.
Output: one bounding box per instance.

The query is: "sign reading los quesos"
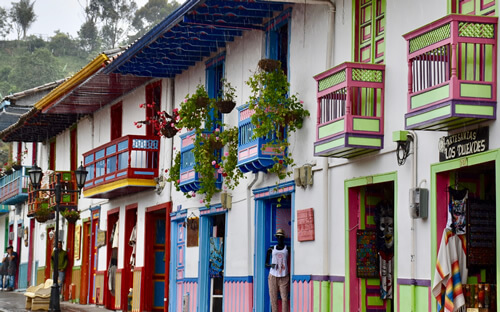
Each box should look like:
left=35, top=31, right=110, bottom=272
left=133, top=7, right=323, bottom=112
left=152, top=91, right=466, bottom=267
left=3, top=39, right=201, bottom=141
left=439, top=127, right=489, bottom=162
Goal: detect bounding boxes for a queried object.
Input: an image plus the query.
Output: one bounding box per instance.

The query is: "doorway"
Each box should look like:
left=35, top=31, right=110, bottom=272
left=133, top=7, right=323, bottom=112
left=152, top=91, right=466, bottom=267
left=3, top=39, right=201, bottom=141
left=169, top=215, right=186, bottom=312
left=105, top=208, right=119, bottom=310
left=89, top=210, right=99, bottom=304
left=254, top=190, right=293, bottom=312
left=348, top=180, right=395, bottom=312
left=80, top=221, right=90, bottom=304
left=144, top=203, right=171, bottom=312
left=45, top=226, right=55, bottom=281
left=121, top=206, right=137, bottom=311
left=434, top=161, right=496, bottom=308
left=199, top=211, right=227, bottom=312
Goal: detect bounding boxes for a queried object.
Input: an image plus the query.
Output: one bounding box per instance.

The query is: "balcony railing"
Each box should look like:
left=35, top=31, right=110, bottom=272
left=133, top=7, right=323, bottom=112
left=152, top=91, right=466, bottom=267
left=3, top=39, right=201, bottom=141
left=82, top=135, right=160, bottom=199
left=0, top=166, right=30, bottom=205
left=0, top=205, right=8, bottom=215
left=404, top=14, right=498, bottom=130
left=179, top=131, right=222, bottom=193
left=313, top=62, right=385, bottom=158
left=236, top=105, right=285, bottom=173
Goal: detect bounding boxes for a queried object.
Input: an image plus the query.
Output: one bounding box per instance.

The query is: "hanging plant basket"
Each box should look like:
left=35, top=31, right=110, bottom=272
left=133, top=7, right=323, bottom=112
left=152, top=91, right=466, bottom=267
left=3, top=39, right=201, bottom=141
left=258, top=59, right=281, bottom=72
left=4, top=169, right=13, bottom=176
left=35, top=212, right=54, bottom=223
left=161, top=126, right=179, bottom=138
left=12, top=164, right=22, bottom=171
left=195, top=96, right=210, bottom=109
left=64, top=214, right=80, bottom=223
left=215, top=100, right=236, bottom=114
left=209, top=139, right=224, bottom=151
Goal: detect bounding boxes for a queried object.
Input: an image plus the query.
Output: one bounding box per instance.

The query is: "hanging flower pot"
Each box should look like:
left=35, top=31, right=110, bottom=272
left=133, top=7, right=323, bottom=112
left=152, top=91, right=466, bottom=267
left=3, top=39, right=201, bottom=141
left=4, top=169, right=12, bottom=176
left=258, top=59, right=281, bottom=72
left=195, top=96, right=210, bottom=109
left=35, top=211, right=55, bottom=223
left=216, top=100, right=236, bottom=114
left=160, top=126, right=179, bottom=138
left=12, top=164, right=22, bottom=171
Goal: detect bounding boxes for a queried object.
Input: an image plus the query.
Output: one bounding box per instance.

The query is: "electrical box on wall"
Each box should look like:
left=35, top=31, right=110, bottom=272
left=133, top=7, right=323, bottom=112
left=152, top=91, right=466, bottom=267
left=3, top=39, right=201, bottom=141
left=409, top=188, right=428, bottom=219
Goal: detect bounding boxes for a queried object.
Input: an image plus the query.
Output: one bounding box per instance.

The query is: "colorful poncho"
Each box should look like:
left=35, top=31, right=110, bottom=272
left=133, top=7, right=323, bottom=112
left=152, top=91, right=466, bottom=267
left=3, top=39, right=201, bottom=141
left=432, top=230, right=467, bottom=312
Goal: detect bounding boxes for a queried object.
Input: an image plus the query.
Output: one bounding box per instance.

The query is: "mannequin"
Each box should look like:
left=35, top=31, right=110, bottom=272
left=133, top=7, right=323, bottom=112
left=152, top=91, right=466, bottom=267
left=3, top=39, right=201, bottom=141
left=375, top=200, right=394, bottom=300
left=266, top=229, right=290, bottom=312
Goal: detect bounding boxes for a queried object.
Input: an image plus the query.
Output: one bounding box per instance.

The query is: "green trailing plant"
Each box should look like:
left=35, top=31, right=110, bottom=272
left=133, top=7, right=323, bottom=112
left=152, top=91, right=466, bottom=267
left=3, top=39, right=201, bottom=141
left=34, top=204, right=54, bottom=223
left=61, top=209, right=80, bottom=223
left=246, top=60, right=310, bottom=180
left=215, top=79, right=237, bottom=114
left=168, top=85, right=244, bottom=207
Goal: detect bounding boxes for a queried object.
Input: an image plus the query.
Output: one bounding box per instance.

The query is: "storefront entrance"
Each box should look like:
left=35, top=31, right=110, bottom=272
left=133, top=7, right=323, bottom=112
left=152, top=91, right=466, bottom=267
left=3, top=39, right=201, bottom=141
left=433, top=157, right=497, bottom=309
left=346, top=175, right=396, bottom=312
left=254, top=182, right=294, bottom=312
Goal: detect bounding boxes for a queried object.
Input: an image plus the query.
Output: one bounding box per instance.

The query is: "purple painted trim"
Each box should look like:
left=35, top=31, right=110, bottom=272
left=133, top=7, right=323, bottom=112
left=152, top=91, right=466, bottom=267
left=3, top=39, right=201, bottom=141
left=405, top=99, right=496, bottom=130
left=310, top=275, right=345, bottom=282
left=314, top=133, right=384, bottom=158
left=397, top=278, right=431, bottom=287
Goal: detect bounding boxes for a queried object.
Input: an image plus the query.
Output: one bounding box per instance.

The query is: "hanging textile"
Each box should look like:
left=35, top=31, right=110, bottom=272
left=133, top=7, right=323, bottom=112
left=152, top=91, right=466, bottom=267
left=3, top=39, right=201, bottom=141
left=432, top=229, right=468, bottom=312
left=446, top=188, right=468, bottom=235
left=111, top=221, right=119, bottom=249
left=129, top=225, right=137, bottom=270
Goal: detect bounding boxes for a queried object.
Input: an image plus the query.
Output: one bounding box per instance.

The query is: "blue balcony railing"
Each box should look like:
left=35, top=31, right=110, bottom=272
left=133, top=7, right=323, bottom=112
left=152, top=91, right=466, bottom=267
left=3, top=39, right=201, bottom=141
left=0, top=166, right=30, bottom=205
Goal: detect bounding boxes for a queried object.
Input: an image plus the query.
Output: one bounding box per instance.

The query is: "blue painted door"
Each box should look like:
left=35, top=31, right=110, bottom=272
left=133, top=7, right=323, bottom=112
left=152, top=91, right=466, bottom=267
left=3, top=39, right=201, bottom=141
left=263, top=197, right=292, bottom=311
left=152, top=219, right=166, bottom=310
left=175, top=222, right=185, bottom=312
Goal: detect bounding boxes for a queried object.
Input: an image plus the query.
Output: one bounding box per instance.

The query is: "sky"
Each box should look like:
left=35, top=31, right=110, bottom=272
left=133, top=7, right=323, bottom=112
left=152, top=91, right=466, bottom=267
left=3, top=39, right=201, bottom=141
left=0, top=0, right=155, bottom=40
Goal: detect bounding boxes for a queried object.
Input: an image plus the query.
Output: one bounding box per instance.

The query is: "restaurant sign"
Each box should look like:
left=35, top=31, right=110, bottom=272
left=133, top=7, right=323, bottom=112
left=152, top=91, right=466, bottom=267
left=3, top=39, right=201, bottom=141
left=439, top=127, right=488, bottom=162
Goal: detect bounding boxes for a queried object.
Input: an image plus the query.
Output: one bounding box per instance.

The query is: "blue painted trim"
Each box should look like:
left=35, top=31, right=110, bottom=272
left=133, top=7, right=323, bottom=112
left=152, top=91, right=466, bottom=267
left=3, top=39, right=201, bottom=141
left=170, top=210, right=187, bottom=220
left=133, top=171, right=154, bottom=175
left=253, top=197, right=266, bottom=311
left=224, top=276, right=253, bottom=283
left=18, top=262, right=28, bottom=289
left=205, top=51, right=226, bottom=68
left=199, top=203, right=224, bottom=215
left=89, top=205, right=101, bottom=212
left=292, top=275, right=311, bottom=282
left=17, top=219, right=23, bottom=224
left=197, top=214, right=210, bottom=311
left=35, top=260, right=39, bottom=284
left=169, top=219, right=177, bottom=312
left=253, top=180, right=295, bottom=196
left=183, top=277, right=199, bottom=283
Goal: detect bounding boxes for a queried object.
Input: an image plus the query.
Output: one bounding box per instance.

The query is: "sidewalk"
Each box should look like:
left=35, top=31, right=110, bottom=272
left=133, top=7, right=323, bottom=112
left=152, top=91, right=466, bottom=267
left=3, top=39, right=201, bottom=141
left=60, top=301, right=114, bottom=312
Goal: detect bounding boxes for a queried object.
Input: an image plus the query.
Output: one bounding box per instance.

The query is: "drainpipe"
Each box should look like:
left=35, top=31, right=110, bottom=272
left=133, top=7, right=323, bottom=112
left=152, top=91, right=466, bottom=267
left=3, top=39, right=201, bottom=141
left=248, top=171, right=264, bottom=275
left=407, top=130, right=417, bottom=312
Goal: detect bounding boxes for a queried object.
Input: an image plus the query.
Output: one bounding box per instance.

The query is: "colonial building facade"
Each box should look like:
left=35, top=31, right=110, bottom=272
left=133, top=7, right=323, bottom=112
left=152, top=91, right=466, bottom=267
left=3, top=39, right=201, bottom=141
left=0, top=0, right=499, bottom=311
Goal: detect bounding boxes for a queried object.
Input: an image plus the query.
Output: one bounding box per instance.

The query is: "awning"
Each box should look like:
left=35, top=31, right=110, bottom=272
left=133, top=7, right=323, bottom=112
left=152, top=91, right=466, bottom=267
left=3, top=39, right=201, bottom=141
left=105, top=0, right=286, bottom=77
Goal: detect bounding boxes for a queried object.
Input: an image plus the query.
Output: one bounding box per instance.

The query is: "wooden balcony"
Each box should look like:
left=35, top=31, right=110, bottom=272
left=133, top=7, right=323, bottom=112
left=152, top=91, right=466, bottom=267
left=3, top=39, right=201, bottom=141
left=313, top=62, right=385, bottom=158
left=28, top=171, right=78, bottom=216
left=179, top=131, right=222, bottom=193
left=236, top=105, right=285, bottom=173
left=0, top=167, right=30, bottom=205
left=83, top=135, right=160, bottom=199
left=404, top=14, right=498, bottom=130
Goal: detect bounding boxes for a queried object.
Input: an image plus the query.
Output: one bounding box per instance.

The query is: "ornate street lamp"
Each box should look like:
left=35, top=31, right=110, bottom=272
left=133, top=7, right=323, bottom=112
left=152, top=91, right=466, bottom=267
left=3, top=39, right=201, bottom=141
left=28, top=164, right=87, bottom=312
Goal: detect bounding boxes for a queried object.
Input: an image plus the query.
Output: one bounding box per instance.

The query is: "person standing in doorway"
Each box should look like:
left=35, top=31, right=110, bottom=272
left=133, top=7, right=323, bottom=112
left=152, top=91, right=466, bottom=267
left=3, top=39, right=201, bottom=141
left=5, top=246, right=17, bottom=291
left=0, top=248, right=9, bottom=290
left=51, top=241, right=68, bottom=299
left=266, top=229, right=290, bottom=312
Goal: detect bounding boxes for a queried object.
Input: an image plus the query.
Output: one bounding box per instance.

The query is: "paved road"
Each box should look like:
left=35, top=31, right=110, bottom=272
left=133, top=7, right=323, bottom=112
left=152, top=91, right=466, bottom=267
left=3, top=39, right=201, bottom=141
left=0, top=290, right=27, bottom=312
left=0, top=289, right=113, bottom=312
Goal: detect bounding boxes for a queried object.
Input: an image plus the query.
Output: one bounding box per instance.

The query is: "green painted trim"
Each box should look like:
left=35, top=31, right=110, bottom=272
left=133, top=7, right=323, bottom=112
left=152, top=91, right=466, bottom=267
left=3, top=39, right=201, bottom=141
left=72, top=265, right=81, bottom=271
left=430, top=149, right=500, bottom=312
left=366, top=278, right=380, bottom=286
left=345, top=172, right=398, bottom=312
left=351, top=1, right=356, bottom=62
left=315, top=137, right=344, bottom=153
left=410, top=85, right=450, bottom=109
left=352, top=118, right=380, bottom=132
left=319, top=119, right=345, bottom=139
left=455, top=104, right=494, bottom=116
left=347, top=136, right=381, bottom=147
left=322, top=281, right=330, bottom=312
left=367, top=295, right=384, bottom=306
left=314, top=281, right=321, bottom=311
left=399, top=285, right=430, bottom=312
left=82, top=217, right=90, bottom=222
left=331, top=282, right=344, bottom=312
left=406, top=105, right=451, bottom=127
left=460, top=83, right=492, bottom=99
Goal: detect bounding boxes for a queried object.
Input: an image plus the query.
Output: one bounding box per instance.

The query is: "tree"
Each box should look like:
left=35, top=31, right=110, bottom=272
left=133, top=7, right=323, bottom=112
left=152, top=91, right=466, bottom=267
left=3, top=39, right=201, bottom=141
left=9, top=48, right=63, bottom=91
left=9, top=0, right=37, bottom=40
left=129, top=0, right=180, bottom=42
left=78, top=0, right=101, bottom=53
left=0, top=7, right=12, bottom=40
left=49, top=31, right=79, bottom=57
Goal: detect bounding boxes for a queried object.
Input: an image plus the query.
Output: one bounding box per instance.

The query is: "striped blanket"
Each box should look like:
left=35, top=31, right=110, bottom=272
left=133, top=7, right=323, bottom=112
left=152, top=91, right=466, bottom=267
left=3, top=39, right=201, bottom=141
left=432, top=230, right=468, bottom=312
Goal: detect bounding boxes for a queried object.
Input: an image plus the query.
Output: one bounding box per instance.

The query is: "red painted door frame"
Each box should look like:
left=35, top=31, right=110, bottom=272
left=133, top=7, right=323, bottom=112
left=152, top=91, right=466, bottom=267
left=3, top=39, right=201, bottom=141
left=121, top=204, right=137, bottom=311
left=45, top=226, right=55, bottom=280
left=15, top=223, right=21, bottom=288
left=105, top=207, right=120, bottom=310
left=110, top=103, right=123, bottom=141
left=89, top=210, right=99, bottom=304
left=80, top=221, right=90, bottom=305
left=64, top=222, right=75, bottom=301
left=144, top=202, right=171, bottom=312
left=27, top=219, right=35, bottom=286
left=348, top=187, right=360, bottom=311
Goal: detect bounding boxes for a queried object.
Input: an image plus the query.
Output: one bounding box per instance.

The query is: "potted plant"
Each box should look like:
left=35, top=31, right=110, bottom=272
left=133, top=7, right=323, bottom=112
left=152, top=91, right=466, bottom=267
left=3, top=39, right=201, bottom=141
left=34, top=204, right=54, bottom=223
left=2, top=160, right=14, bottom=175
left=61, top=209, right=80, bottom=223
left=246, top=59, right=310, bottom=180
left=135, top=104, right=180, bottom=138
left=215, top=79, right=237, bottom=114
left=177, top=85, right=211, bottom=130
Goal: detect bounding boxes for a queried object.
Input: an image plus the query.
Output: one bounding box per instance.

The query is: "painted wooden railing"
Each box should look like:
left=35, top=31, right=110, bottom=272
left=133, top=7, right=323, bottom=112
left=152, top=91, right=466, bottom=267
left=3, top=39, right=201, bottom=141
left=404, top=14, right=498, bottom=130
left=83, top=135, right=159, bottom=198
left=179, top=131, right=222, bottom=193
left=27, top=170, right=78, bottom=215
left=313, top=62, right=385, bottom=158
left=0, top=205, right=8, bottom=215
left=236, top=104, right=285, bottom=172
left=0, top=166, right=30, bottom=205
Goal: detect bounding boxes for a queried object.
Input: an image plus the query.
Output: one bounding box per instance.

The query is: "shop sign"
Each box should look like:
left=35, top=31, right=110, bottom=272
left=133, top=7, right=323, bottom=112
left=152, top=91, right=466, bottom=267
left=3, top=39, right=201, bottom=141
left=96, top=229, right=106, bottom=248
left=439, top=127, right=488, bottom=162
